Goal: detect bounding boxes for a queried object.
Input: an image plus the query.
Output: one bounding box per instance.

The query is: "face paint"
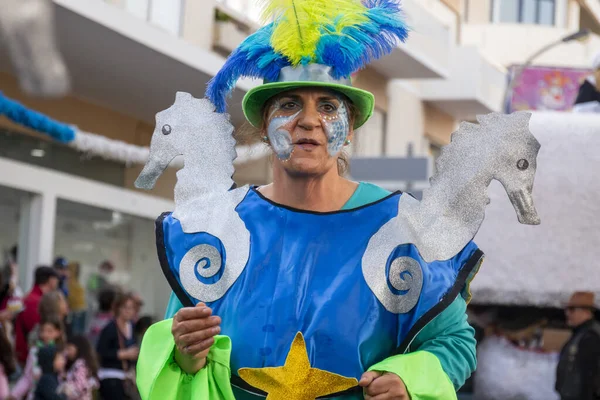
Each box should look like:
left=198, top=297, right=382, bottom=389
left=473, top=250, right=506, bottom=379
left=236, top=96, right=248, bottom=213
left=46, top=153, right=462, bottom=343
left=267, top=100, right=298, bottom=161
left=322, top=101, right=350, bottom=156
left=265, top=94, right=351, bottom=160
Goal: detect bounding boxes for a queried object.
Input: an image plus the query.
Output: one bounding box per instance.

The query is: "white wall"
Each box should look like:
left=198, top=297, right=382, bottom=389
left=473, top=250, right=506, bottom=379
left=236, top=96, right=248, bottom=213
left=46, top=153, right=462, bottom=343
left=462, top=24, right=600, bottom=68
left=0, top=157, right=174, bottom=317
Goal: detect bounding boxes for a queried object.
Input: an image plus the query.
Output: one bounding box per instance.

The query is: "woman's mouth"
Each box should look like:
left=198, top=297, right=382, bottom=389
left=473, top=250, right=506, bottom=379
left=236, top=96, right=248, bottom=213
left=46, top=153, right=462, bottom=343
left=294, top=138, right=320, bottom=150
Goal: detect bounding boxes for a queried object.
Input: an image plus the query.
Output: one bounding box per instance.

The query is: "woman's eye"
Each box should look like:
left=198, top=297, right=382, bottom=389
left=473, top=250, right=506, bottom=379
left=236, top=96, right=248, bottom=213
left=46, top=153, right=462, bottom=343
left=281, top=102, right=298, bottom=110
left=321, top=104, right=337, bottom=113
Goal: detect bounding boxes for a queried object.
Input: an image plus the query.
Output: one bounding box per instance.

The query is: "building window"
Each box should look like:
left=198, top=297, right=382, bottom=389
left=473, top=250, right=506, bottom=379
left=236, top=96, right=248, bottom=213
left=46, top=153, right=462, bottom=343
left=122, top=0, right=183, bottom=36
left=492, top=0, right=556, bottom=26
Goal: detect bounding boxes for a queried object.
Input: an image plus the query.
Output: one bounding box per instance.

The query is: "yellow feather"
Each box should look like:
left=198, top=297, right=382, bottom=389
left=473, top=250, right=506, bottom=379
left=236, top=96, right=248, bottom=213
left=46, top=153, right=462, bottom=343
left=258, top=0, right=368, bottom=65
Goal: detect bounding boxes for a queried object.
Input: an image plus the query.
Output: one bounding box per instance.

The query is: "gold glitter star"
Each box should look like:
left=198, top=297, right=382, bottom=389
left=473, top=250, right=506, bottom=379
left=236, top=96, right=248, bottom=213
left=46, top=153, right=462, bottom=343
left=238, top=332, right=358, bottom=400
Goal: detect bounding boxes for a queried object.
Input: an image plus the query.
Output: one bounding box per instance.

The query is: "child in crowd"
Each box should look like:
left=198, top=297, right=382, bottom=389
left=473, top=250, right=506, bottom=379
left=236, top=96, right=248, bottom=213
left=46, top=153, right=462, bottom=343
left=0, top=322, right=17, bottom=399
left=86, top=287, right=116, bottom=347
left=57, top=335, right=99, bottom=400
left=10, top=317, right=65, bottom=400
left=33, top=345, right=65, bottom=400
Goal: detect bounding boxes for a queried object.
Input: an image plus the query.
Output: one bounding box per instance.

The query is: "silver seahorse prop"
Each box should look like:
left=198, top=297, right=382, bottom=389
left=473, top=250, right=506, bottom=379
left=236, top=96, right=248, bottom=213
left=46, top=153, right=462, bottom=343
left=135, top=92, right=251, bottom=303
left=363, top=112, right=541, bottom=313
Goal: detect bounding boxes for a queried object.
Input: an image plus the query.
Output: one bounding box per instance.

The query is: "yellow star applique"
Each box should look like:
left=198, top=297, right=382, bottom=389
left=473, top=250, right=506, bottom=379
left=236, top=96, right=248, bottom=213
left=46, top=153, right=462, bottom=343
left=238, top=332, right=358, bottom=400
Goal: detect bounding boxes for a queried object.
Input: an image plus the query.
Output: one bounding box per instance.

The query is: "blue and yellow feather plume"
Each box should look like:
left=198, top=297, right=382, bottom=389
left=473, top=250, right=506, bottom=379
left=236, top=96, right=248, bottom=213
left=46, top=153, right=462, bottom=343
left=206, top=0, right=409, bottom=113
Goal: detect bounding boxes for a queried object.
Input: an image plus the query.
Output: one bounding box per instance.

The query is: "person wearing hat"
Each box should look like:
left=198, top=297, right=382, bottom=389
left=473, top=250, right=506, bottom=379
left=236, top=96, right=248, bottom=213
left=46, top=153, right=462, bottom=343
left=135, top=1, right=485, bottom=399
left=556, top=291, right=600, bottom=400
left=52, top=257, right=69, bottom=299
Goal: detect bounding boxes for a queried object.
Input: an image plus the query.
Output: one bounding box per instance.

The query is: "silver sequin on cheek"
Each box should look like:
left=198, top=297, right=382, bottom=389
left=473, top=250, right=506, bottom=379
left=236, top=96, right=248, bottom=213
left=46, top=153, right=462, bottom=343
left=267, top=110, right=299, bottom=161
left=322, top=101, right=350, bottom=156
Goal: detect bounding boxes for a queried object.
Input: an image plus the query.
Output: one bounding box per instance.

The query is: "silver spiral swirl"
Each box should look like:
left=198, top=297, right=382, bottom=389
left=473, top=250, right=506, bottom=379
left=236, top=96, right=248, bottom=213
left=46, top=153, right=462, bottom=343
left=179, top=244, right=227, bottom=303
left=387, top=257, right=423, bottom=313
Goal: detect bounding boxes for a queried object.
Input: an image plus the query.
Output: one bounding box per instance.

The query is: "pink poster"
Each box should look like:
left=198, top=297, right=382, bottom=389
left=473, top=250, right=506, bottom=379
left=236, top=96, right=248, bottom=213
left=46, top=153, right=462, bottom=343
left=508, top=65, right=591, bottom=113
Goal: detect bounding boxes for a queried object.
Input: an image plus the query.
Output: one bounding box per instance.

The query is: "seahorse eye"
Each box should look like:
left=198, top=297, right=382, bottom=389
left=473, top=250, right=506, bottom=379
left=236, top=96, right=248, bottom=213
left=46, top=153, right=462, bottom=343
left=162, top=124, right=172, bottom=135
left=517, top=159, right=529, bottom=171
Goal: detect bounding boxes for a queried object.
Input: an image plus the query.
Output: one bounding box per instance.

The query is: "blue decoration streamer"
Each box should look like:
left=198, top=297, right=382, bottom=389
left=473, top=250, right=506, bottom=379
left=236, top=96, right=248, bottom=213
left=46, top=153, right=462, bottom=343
left=0, top=92, right=76, bottom=143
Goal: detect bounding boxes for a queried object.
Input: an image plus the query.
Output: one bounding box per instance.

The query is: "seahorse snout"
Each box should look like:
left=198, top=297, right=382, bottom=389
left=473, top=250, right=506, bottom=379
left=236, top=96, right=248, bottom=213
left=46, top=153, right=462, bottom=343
left=508, top=189, right=540, bottom=225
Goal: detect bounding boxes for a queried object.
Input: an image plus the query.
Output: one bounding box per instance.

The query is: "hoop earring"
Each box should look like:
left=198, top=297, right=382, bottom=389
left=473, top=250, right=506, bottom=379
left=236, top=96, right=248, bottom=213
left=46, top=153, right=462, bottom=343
left=262, top=136, right=269, bottom=143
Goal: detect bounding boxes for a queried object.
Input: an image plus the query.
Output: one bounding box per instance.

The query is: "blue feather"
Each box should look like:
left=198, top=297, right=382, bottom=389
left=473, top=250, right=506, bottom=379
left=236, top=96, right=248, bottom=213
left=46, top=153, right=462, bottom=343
left=206, top=24, right=290, bottom=112
left=0, top=92, right=76, bottom=143
left=315, top=0, right=409, bottom=79
left=206, top=0, right=409, bottom=112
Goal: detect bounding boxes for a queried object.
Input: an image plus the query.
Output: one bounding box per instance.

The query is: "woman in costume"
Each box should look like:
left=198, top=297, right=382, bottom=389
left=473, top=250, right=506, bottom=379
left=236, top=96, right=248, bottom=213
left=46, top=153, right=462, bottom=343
left=134, top=1, right=540, bottom=399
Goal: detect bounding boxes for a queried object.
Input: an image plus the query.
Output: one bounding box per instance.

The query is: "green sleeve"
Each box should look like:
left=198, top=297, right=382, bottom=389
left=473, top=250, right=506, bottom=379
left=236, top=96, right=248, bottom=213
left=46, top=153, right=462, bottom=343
left=136, top=319, right=235, bottom=400
left=369, top=351, right=456, bottom=400
left=369, top=296, right=476, bottom=399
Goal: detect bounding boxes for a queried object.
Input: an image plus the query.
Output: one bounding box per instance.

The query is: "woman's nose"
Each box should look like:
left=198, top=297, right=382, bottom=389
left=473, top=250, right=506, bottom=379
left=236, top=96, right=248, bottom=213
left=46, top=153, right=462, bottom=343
left=297, top=106, right=321, bottom=130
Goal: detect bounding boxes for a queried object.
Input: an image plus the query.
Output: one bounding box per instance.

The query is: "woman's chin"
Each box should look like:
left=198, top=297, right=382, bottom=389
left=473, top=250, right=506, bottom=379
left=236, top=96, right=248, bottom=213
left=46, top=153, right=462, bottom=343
left=281, top=155, right=331, bottom=176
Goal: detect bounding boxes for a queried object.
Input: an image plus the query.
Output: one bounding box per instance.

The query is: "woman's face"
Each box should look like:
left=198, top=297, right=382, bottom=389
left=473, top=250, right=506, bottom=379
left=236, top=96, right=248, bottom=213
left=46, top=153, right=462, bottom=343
left=118, top=299, right=136, bottom=321
left=264, top=88, right=354, bottom=176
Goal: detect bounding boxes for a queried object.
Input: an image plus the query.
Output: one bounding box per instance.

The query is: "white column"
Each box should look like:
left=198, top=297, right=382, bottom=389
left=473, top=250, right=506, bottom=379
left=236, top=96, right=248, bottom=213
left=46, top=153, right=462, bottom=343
left=181, top=0, right=217, bottom=50
left=567, top=0, right=581, bottom=30
left=18, top=192, right=56, bottom=290
left=385, top=80, right=427, bottom=157
left=556, top=0, right=568, bottom=29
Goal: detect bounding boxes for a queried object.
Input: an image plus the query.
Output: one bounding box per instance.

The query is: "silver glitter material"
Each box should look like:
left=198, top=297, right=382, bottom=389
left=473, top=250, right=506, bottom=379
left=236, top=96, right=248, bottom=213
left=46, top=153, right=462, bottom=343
left=267, top=104, right=298, bottom=161
left=0, top=0, right=70, bottom=96
left=363, top=112, right=541, bottom=312
left=323, top=101, right=350, bottom=156
left=405, top=111, right=540, bottom=262
left=470, top=111, right=600, bottom=308
left=180, top=244, right=239, bottom=303
left=265, top=64, right=352, bottom=86
left=135, top=92, right=236, bottom=193
left=136, top=92, right=251, bottom=301
left=266, top=96, right=350, bottom=160
left=362, top=195, right=424, bottom=314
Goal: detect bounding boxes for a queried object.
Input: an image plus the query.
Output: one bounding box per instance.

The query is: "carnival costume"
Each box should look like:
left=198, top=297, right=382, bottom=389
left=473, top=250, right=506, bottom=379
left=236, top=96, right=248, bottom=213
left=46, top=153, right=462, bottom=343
left=134, top=1, right=542, bottom=399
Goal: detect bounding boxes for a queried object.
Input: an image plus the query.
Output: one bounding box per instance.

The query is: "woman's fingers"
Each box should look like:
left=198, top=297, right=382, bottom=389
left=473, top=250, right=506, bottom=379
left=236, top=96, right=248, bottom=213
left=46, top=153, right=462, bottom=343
left=181, top=337, right=216, bottom=357
left=174, top=305, right=212, bottom=322
left=172, top=314, right=221, bottom=336
left=177, top=325, right=221, bottom=347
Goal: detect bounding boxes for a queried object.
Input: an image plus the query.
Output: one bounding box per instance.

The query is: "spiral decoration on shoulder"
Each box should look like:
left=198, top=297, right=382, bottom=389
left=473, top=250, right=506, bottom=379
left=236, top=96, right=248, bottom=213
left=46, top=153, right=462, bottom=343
left=362, top=197, right=423, bottom=314
left=178, top=188, right=251, bottom=303
left=386, top=257, right=423, bottom=313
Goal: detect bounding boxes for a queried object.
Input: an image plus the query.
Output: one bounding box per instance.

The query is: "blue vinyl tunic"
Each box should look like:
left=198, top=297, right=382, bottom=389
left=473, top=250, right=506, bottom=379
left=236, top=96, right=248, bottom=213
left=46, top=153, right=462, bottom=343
left=159, top=183, right=479, bottom=398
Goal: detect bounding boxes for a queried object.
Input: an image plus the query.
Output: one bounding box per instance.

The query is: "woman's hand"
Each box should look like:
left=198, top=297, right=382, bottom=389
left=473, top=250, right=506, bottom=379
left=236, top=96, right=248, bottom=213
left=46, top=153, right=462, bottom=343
left=172, top=302, right=221, bottom=375
left=359, top=371, right=410, bottom=400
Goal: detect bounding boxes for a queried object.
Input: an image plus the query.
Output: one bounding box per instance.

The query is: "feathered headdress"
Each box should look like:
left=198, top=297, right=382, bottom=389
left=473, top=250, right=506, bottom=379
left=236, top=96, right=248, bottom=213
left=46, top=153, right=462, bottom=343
left=206, top=0, right=409, bottom=128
